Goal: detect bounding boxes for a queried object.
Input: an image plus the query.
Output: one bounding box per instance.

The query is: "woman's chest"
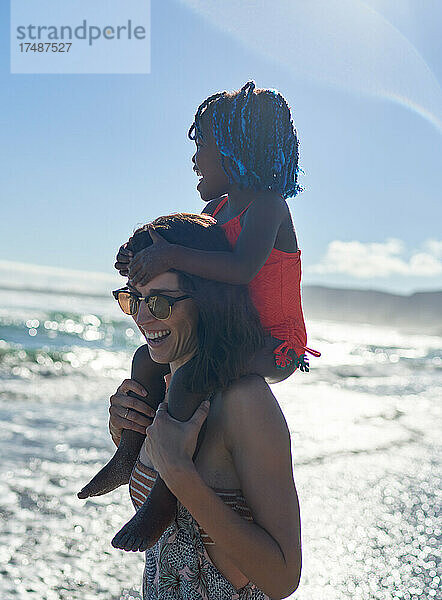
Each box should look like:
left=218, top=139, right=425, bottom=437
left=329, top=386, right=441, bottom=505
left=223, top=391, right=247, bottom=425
left=139, top=396, right=239, bottom=490
left=193, top=403, right=240, bottom=490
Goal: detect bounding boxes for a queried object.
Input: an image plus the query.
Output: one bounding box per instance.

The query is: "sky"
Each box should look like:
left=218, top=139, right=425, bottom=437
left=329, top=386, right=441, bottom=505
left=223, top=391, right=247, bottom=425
left=1, top=0, right=441, bottom=295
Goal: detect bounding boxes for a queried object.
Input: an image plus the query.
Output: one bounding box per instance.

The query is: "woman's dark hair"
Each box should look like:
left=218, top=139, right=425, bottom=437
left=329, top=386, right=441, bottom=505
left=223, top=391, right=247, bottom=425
left=188, top=80, right=303, bottom=199
left=126, top=213, right=264, bottom=394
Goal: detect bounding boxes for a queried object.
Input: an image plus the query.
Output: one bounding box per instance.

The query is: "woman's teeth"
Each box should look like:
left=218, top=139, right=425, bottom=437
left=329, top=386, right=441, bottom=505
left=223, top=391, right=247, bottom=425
left=145, top=330, right=170, bottom=340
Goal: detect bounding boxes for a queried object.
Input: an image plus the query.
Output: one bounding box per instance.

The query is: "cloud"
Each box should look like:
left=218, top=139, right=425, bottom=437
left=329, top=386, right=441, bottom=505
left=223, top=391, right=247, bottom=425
left=308, top=238, right=442, bottom=278
left=422, top=239, right=442, bottom=259
left=180, top=0, right=442, bottom=133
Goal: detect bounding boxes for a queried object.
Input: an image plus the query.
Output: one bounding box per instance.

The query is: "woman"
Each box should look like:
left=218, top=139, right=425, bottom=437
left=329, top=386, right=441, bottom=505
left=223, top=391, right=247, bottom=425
left=109, top=214, right=302, bottom=599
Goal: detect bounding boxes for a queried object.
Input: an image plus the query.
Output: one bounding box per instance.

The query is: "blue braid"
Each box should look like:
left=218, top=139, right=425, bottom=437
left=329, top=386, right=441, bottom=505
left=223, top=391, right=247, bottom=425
left=188, top=81, right=304, bottom=199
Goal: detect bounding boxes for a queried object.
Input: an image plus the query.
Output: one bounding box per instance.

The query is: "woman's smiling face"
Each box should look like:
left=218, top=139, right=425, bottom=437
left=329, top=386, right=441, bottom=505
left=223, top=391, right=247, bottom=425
left=130, top=271, right=199, bottom=371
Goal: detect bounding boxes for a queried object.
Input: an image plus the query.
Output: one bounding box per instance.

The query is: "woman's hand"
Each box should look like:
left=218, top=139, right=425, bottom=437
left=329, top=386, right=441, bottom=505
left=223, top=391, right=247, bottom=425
left=128, top=228, right=174, bottom=286
left=109, top=379, right=156, bottom=446
left=114, top=242, right=133, bottom=277
left=143, top=399, right=210, bottom=482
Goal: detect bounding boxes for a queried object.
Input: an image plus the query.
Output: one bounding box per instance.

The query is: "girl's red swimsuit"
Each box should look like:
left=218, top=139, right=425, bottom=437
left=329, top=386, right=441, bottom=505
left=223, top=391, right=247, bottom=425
left=212, top=196, right=320, bottom=371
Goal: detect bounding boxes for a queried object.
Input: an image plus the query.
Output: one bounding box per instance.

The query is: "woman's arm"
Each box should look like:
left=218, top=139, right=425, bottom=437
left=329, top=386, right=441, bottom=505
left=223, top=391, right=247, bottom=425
left=157, top=377, right=302, bottom=599
left=128, top=193, right=287, bottom=286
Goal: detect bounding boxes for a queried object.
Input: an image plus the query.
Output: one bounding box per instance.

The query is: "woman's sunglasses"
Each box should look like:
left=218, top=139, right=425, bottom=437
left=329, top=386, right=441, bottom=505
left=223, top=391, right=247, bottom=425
left=113, top=288, right=191, bottom=320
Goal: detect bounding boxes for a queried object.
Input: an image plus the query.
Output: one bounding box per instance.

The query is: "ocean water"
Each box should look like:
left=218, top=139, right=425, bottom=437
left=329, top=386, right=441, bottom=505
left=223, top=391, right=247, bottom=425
left=0, top=272, right=440, bottom=600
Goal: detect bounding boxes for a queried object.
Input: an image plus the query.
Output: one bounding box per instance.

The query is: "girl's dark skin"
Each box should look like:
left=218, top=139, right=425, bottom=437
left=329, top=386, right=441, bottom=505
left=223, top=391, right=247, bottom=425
left=77, top=345, right=166, bottom=499
left=78, top=110, right=303, bottom=552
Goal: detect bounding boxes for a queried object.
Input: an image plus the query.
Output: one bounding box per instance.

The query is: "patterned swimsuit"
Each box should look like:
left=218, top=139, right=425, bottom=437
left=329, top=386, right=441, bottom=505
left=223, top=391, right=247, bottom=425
left=129, top=459, right=271, bottom=600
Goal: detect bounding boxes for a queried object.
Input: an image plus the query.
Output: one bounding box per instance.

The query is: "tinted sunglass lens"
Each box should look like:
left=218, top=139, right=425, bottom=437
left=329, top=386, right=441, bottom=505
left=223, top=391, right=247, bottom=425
left=148, top=296, right=170, bottom=319
left=118, top=292, right=138, bottom=315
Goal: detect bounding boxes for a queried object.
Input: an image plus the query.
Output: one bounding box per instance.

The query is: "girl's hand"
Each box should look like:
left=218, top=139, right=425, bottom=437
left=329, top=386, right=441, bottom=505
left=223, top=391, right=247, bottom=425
left=108, top=379, right=156, bottom=446
left=114, top=243, right=133, bottom=277
left=128, top=228, right=174, bottom=286
left=143, top=400, right=210, bottom=482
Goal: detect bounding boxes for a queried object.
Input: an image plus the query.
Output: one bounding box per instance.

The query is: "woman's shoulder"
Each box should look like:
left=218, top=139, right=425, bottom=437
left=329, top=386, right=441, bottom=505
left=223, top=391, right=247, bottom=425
left=222, top=374, right=271, bottom=401
left=216, top=376, right=289, bottom=450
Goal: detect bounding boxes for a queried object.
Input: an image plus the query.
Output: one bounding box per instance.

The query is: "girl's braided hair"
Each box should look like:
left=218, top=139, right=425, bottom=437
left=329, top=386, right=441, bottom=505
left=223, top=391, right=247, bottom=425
left=188, top=80, right=304, bottom=199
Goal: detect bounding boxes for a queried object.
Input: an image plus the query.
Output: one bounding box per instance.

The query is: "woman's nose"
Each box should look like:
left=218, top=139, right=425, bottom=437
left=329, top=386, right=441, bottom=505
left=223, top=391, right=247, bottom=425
left=134, top=301, right=156, bottom=326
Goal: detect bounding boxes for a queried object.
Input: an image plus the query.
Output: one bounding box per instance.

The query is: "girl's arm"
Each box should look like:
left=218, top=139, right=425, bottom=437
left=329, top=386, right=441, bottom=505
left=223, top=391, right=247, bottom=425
left=129, top=193, right=287, bottom=286
left=158, top=377, right=302, bottom=599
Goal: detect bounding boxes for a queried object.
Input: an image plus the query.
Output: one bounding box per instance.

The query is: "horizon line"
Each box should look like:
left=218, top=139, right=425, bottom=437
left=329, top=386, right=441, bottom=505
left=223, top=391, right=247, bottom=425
left=0, top=258, right=441, bottom=298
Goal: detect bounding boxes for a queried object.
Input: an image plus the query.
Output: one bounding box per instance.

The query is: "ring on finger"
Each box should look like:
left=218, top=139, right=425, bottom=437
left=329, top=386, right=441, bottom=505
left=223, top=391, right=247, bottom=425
left=124, top=408, right=129, bottom=419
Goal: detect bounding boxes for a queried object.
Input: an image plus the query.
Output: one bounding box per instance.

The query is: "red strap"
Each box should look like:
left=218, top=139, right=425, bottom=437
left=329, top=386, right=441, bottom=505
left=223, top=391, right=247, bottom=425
left=211, top=196, right=228, bottom=217
left=212, top=195, right=254, bottom=220
left=303, top=346, right=321, bottom=357
left=236, top=199, right=254, bottom=218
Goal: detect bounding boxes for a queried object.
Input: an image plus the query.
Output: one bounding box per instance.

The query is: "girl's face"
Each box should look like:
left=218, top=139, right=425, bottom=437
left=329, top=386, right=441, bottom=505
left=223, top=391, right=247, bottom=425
left=130, top=271, right=199, bottom=371
left=192, top=112, right=231, bottom=202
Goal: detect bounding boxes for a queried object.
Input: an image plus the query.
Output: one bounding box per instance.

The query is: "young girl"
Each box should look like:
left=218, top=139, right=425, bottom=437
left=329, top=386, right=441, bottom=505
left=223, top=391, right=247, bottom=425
left=124, top=80, right=320, bottom=374
left=78, top=81, right=320, bottom=553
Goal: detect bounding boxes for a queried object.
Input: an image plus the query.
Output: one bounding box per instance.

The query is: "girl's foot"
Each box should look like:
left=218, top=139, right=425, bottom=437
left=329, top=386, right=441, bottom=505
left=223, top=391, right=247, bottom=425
left=112, top=415, right=208, bottom=551
left=77, top=429, right=144, bottom=499
left=111, top=476, right=177, bottom=552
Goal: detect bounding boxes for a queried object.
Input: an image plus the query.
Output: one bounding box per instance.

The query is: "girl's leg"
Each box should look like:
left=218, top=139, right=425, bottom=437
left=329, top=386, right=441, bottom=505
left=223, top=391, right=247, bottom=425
left=78, top=345, right=169, bottom=499
left=249, top=335, right=304, bottom=384
left=111, top=356, right=207, bottom=552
